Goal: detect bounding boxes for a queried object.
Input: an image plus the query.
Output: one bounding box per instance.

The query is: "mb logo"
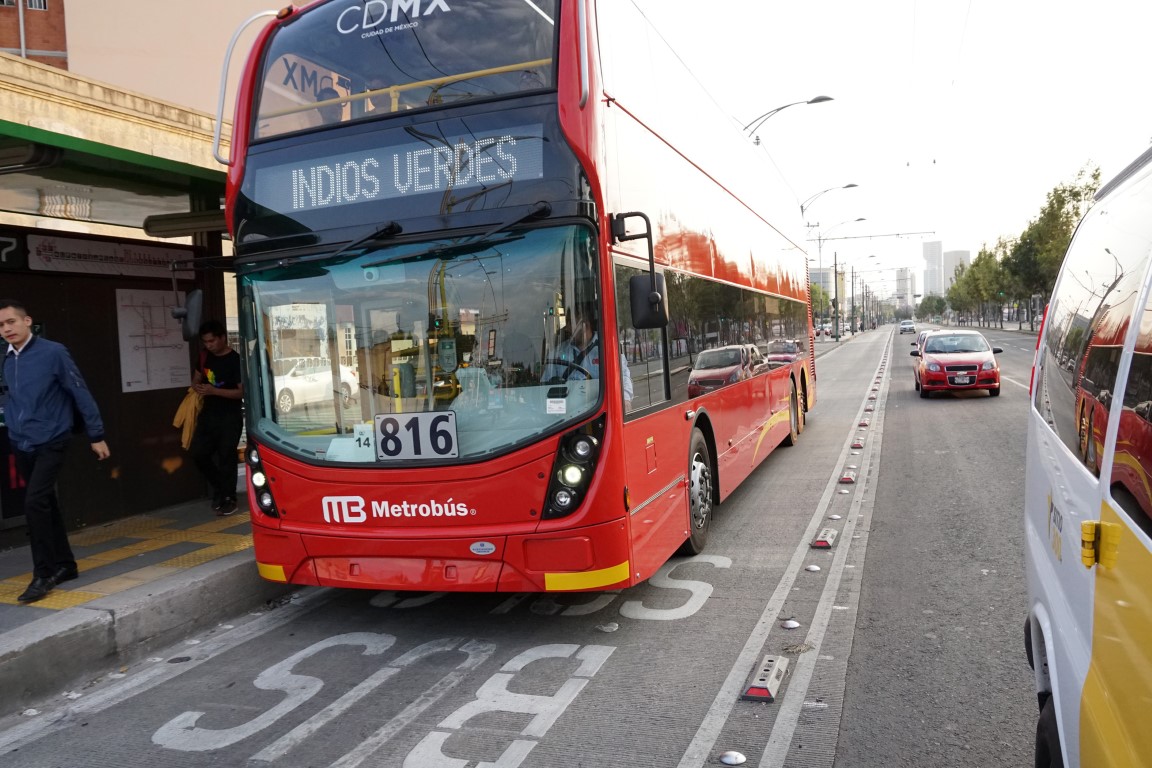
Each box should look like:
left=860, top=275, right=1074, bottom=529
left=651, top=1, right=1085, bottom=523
left=322, top=495, right=366, bottom=523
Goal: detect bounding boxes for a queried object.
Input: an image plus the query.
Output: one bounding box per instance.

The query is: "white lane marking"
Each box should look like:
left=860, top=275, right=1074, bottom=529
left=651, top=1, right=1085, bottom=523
left=1003, top=375, right=1029, bottom=389
left=0, top=589, right=336, bottom=756
left=758, top=391, right=884, bottom=765
left=676, top=342, right=890, bottom=768
left=153, top=632, right=396, bottom=751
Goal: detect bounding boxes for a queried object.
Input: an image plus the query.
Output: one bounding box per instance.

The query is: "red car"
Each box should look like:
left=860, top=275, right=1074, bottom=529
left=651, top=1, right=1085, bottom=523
left=687, top=345, right=754, bottom=398
left=762, top=339, right=802, bottom=369
left=910, top=330, right=1002, bottom=398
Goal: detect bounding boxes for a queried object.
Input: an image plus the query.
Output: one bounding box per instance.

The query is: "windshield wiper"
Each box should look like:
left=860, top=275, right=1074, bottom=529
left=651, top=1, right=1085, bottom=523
left=330, top=220, right=403, bottom=262
left=361, top=201, right=551, bottom=269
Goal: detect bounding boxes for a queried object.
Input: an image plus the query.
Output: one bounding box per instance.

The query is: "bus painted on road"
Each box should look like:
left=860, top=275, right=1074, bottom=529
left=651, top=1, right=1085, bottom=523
left=222, top=0, right=815, bottom=592
left=1026, top=145, right=1152, bottom=767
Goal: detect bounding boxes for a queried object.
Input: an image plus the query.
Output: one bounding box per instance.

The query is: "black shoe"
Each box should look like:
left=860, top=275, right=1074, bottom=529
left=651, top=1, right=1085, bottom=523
left=17, top=576, right=55, bottom=603
left=52, top=566, right=79, bottom=584
left=217, top=497, right=238, bottom=517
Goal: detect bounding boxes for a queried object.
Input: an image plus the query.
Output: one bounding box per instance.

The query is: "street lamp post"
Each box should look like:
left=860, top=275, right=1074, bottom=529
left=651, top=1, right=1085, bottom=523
left=799, top=181, right=860, bottom=339
left=743, top=95, right=833, bottom=145
left=810, top=217, right=865, bottom=335
left=800, top=183, right=858, bottom=217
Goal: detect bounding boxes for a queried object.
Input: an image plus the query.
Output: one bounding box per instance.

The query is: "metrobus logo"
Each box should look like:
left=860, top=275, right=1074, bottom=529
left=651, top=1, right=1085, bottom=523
left=336, top=0, right=452, bottom=37
left=322, top=495, right=475, bottom=523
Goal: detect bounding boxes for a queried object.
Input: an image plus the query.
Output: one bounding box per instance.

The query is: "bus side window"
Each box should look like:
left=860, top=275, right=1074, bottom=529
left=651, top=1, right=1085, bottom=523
left=1110, top=294, right=1152, bottom=534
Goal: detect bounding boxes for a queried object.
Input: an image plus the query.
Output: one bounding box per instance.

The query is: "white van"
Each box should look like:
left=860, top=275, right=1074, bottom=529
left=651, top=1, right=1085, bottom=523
left=1025, top=146, right=1152, bottom=767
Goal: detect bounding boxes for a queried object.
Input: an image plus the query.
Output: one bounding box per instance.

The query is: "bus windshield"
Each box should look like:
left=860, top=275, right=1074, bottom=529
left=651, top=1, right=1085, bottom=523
left=254, top=0, right=558, bottom=139
left=240, top=224, right=602, bottom=465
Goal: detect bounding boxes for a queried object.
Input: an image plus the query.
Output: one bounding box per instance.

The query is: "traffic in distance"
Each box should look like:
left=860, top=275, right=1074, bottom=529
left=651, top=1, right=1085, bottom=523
left=0, top=326, right=1042, bottom=768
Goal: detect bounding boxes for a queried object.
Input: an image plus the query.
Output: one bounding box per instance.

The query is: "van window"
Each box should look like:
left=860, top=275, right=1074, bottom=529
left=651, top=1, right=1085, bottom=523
left=1033, top=172, right=1152, bottom=466
left=1110, top=291, right=1152, bottom=534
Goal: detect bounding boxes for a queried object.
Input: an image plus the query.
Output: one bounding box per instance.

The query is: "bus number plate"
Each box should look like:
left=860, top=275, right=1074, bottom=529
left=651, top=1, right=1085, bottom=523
left=374, top=412, right=459, bottom=460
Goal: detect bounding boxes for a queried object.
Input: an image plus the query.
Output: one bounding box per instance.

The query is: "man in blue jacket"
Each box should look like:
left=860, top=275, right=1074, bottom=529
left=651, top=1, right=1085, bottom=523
left=0, top=299, right=110, bottom=603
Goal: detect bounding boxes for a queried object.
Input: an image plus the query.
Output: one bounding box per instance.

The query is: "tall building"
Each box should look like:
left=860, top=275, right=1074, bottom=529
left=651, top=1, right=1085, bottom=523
left=943, top=250, right=971, bottom=290
left=0, top=0, right=68, bottom=70
left=922, top=241, right=943, bottom=296
left=895, top=268, right=919, bottom=311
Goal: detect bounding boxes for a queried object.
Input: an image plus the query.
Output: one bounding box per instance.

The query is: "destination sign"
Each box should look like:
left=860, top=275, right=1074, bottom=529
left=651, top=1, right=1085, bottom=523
left=254, top=124, right=545, bottom=213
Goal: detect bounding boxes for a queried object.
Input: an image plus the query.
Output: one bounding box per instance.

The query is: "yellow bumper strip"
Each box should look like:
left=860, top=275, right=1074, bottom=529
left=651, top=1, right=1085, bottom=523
left=257, top=562, right=287, bottom=582
left=545, top=561, right=630, bottom=591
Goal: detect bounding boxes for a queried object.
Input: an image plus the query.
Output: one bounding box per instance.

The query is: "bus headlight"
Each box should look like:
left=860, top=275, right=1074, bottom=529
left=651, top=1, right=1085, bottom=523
left=542, top=416, right=606, bottom=520
left=246, top=441, right=280, bottom=518
left=559, top=464, right=584, bottom=487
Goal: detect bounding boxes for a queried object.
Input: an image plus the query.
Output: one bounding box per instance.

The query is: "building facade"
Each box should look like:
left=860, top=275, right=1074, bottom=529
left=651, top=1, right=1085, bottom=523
left=0, top=0, right=67, bottom=70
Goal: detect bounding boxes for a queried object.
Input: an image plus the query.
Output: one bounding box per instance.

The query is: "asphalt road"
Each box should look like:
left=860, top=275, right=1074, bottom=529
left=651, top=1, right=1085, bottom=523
left=0, top=326, right=1039, bottom=768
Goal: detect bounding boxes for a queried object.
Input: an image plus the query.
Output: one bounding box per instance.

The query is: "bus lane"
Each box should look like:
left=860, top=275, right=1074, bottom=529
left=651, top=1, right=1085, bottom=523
left=0, top=333, right=893, bottom=768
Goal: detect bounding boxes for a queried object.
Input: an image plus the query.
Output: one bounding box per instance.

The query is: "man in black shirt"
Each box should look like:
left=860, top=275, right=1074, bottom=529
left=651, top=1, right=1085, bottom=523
left=189, top=320, right=244, bottom=516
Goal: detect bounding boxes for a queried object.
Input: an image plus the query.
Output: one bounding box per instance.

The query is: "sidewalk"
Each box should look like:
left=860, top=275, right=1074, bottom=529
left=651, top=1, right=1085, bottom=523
left=0, top=496, right=292, bottom=718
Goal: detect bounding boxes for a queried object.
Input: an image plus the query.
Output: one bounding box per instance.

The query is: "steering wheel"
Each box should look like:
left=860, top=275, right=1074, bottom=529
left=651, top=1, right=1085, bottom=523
left=542, top=358, right=593, bottom=384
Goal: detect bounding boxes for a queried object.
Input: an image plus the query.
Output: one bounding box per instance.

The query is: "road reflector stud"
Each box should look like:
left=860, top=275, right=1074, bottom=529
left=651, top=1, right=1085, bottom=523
left=741, top=655, right=789, bottom=703
left=851, top=440, right=864, bottom=449
left=812, top=528, right=838, bottom=548
left=839, top=470, right=857, bottom=484
left=859, top=419, right=870, bottom=427
left=864, top=404, right=874, bottom=412
left=868, top=394, right=877, bottom=400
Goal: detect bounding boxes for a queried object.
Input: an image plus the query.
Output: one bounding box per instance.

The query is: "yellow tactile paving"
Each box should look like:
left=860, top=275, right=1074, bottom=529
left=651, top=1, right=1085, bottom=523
left=2, top=516, right=255, bottom=609
left=157, top=538, right=253, bottom=568
left=189, top=518, right=252, bottom=533
left=81, top=569, right=181, bottom=594
left=0, top=586, right=108, bottom=608
left=69, top=517, right=175, bottom=547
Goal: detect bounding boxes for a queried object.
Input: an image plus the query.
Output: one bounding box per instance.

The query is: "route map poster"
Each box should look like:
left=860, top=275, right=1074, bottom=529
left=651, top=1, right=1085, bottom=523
left=116, top=289, right=189, bottom=393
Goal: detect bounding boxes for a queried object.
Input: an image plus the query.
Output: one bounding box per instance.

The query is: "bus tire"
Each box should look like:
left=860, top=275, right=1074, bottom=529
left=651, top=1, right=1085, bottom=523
left=1035, top=695, right=1064, bottom=768
left=679, top=428, right=713, bottom=556
left=784, top=380, right=801, bottom=446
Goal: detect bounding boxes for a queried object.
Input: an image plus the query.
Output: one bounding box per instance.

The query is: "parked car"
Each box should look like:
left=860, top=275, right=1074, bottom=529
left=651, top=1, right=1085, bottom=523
left=910, top=330, right=1001, bottom=397
left=899, top=319, right=916, bottom=334
left=762, top=339, right=802, bottom=369
left=687, top=345, right=754, bottom=398
left=274, top=359, right=359, bottom=413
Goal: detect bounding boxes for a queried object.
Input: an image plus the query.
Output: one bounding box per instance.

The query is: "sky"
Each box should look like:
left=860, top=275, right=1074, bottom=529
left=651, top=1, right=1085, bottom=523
left=62, top=1, right=1152, bottom=297
left=635, top=0, right=1152, bottom=293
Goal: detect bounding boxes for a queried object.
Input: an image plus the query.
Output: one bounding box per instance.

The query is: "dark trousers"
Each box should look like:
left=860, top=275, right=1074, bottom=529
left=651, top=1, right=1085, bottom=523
left=15, top=440, right=76, bottom=579
left=189, top=407, right=243, bottom=503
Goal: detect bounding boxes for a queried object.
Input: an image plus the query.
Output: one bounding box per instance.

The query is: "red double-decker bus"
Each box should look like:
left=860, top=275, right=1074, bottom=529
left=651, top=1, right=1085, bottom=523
left=221, top=0, right=815, bottom=592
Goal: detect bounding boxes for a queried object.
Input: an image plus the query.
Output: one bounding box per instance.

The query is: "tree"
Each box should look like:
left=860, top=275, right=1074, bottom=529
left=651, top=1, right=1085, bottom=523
left=1003, top=166, right=1100, bottom=311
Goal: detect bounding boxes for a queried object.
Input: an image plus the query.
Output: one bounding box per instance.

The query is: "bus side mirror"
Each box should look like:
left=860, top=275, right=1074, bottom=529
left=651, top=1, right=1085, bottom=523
left=172, top=288, right=203, bottom=341
left=629, top=273, right=668, bottom=329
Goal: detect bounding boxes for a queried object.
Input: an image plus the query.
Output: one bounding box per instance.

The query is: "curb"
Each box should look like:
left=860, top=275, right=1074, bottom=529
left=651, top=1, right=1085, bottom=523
left=0, top=552, right=294, bottom=718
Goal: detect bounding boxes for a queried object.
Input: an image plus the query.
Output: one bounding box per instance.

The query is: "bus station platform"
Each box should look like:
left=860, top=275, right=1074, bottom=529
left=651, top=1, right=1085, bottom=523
left=0, top=495, right=291, bottom=718
left=0, top=331, right=863, bottom=719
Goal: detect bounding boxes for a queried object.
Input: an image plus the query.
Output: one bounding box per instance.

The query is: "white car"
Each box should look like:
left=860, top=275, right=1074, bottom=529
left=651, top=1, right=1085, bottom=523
left=899, top=320, right=916, bottom=334
left=274, top=360, right=359, bottom=413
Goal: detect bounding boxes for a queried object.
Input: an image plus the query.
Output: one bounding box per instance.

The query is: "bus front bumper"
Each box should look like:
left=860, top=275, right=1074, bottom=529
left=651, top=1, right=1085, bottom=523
left=251, top=520, right=632, bottom=592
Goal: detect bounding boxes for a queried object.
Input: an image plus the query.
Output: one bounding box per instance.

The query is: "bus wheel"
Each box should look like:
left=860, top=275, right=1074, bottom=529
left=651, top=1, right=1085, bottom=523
left=679, top=428, right=713, bottom=555
left=1035, top=695, right=1064, bottom=768
left=277, top=389, right=294, bottom=414
left=784, top=381, right=801, bottom=446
